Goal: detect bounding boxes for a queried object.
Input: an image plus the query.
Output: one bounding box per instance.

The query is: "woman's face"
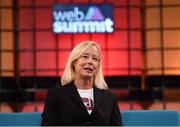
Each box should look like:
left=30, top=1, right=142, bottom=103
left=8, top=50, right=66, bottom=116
left=73, top=46, right=100, bottom=80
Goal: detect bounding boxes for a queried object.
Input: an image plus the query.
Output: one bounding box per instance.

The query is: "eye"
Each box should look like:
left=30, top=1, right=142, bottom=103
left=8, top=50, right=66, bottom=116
left=93, top=57, right=99, bottom=62
left=81, top=55, right=88, bottom=59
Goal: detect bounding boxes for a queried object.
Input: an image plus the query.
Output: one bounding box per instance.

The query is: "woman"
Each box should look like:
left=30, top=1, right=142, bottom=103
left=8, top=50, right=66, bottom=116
left=41, top=41, right=123, bottom=126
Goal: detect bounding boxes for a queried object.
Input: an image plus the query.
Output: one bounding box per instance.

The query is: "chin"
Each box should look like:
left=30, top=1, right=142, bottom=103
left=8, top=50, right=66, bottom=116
left=82, top=74, right=94, bottom=79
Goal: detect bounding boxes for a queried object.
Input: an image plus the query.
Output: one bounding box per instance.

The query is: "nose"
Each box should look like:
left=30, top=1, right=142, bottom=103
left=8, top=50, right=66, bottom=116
left=87, top=57, right=93, bottom=64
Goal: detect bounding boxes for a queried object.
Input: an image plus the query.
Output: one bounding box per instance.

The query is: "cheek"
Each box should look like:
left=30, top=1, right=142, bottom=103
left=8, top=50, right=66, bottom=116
left=74, top=61, right=83, bottom=71
left=94, top=63, right=99, bottom=71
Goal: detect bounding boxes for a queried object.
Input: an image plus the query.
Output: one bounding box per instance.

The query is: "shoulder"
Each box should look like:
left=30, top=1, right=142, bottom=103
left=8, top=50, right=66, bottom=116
left=47, top=84, right=67, bottom=92
left=45, top=85, right=67, bottom=102
left=95, top=87, right=116, bottom=98
left=95, top=87, right=115, bottom=95
left=47, top=82, right=74, bottom=94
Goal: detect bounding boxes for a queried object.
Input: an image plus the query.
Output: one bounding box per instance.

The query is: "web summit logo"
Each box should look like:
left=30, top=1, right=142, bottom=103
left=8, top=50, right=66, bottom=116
left=52, top=4, right=114, bottom=33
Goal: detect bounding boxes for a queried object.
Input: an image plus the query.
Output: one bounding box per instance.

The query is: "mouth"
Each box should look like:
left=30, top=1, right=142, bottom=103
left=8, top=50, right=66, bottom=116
left=83, top=67, right=93, bottom=72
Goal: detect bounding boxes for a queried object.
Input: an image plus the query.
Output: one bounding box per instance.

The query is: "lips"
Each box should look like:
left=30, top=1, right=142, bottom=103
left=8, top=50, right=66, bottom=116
left=83, top=67, right=93, bottom=72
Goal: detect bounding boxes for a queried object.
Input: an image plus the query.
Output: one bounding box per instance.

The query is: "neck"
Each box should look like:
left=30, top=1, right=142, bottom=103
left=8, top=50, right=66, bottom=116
left=74, top=77, right=93, bottom=89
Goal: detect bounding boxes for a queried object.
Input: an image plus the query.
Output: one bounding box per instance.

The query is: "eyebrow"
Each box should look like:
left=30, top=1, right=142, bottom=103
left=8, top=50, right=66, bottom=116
left=82, top=53, right=98, bottom=57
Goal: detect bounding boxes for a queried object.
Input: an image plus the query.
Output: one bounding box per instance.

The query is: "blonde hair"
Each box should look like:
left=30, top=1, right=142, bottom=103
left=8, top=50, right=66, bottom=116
left=61, top=40, right=108, bottom=89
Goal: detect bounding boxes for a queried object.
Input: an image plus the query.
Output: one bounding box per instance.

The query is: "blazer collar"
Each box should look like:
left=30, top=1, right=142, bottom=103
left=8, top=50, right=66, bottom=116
left=65, top=81, right=85, bottom=110
left=65, top=81, right=103, bottom=113
left=93, top=86, right=103, bottom=108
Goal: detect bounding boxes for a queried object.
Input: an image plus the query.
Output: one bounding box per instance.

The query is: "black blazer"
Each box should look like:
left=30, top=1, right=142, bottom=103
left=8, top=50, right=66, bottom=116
left=41, top=82, right=123, bottom=126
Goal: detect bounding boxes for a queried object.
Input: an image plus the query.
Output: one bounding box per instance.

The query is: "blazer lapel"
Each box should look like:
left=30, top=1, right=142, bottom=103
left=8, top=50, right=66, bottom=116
left=93, top=87, right=103, bottom=108
left=90, top=87, right=105, bottom=124
left=65, top=82, right=104, bottom=116
left=65, top=82, right=88, bottom=113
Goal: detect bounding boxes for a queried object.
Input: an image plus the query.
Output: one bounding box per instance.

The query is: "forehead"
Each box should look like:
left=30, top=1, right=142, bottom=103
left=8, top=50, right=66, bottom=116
left=83, top=46, right=99, bottom=56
